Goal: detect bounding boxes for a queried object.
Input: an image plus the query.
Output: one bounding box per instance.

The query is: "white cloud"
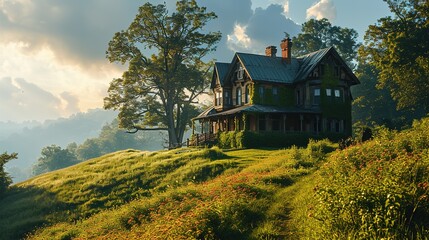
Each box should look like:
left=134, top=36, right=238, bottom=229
left=0, top=42, right=120, bottom=121
left=306, top=0, right=336, bottom=21
left=283, top=0, right=289, bottom=16
left=227, top=23, right=252, bottom=51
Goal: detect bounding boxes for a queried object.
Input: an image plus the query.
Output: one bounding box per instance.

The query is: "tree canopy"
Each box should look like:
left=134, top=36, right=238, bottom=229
left=361, top=0, right=429, bottom=111
left=291, top=18, right=359, bottom=67
left=32, top=145, right=78, bottom=176
left=104, top=0, right=221, bottom=148
left=0, top=152, right=17, bottom=196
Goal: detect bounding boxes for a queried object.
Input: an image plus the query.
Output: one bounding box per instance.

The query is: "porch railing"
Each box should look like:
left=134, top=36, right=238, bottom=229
left=187, top=133, right=217, bottom=147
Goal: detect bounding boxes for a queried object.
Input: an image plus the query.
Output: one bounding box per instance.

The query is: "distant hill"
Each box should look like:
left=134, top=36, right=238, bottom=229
left=0, top=109, right=118, bottom=182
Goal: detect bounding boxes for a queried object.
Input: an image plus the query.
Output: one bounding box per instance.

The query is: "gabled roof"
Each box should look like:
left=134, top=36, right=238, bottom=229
left=211, top=62, right=230, bottom=88
left=213, top=46, right=359, bottom=87
left=236, top=53, right=300, bottom=84
left=295, top=47, right=332, bottom=81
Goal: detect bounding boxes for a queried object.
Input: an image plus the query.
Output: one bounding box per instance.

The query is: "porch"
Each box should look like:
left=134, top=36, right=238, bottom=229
left=188, top=104, right=346, bottom=147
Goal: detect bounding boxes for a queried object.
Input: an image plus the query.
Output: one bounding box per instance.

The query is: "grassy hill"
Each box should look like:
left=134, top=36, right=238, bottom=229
left=2, top=117, right=429, bottom=239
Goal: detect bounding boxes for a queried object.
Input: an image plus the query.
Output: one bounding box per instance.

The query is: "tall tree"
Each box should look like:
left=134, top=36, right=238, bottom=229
left=32, top=145, right=78, bottom=176
left=291, top=18, right=359, bottom=67
left=361, top=0, right=429, bottom=111
left=0, top=152, right=17, bottom=196
left=104, top=0, right=221, bottom=148
left=352, top=52, right=415, bottom=129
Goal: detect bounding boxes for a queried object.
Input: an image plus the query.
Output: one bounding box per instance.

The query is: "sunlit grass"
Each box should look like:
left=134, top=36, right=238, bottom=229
left=9, top=129, right=424, bottom=239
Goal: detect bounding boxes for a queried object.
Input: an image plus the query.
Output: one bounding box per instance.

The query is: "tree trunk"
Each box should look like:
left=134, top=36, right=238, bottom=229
left=166, top=101, right=179, bottom=149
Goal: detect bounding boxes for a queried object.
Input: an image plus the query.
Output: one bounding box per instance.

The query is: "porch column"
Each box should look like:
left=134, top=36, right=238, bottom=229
left=201, top=120, right=204, bottom=134
left=300, top=114, right=303, bottom=132
left=217, top=119, right=221, bottom=132
left=192, top=120, right=195, bottom=135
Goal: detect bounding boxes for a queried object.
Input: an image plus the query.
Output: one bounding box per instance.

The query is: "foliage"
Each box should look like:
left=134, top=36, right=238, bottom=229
left=361, top=0, right=429, bottom=111
left=251, top=84, right=295, bottom=107
left=292, top=18, right=359, bottom=67
left=20, top=147, right=319, bottom=240
left=75, top=119, right=160, bottom=161
left=32, top=145, right=78, bottom=176
left=217, top=130, right=344, bottom=149
left=4, top=118, right=429, bottom=239
left=313, top=117, right=429, bottom=239
left=351, top=57, right=416, bottom=129
left=104, top=0, right=221, bottom=148
left=0, top=152, right=17, bottom=196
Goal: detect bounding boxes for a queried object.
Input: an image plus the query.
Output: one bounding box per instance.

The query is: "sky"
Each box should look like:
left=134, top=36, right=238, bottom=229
left=0, top=0, right=391, bottom=123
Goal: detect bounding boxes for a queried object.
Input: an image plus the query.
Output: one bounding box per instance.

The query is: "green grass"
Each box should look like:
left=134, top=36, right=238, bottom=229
left=2, top=119, right=429, bottom=239
left=0, top=144, right=325, bottom=239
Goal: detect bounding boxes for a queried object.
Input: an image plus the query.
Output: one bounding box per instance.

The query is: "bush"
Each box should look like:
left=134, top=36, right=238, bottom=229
left=306, top=138, right=338, bottom=161
left=313, top=117, right=429, bottom=239
left=218, top=131, right=345, bottom=149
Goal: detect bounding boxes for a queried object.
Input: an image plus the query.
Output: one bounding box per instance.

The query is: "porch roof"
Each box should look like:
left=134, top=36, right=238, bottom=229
left=193, top=104, right=321, bottom=120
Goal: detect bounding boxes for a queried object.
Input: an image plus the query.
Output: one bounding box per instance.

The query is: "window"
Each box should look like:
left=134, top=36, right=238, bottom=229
left=272, top=87, right=278, bottom=95
left=215, top=91, right=221, bottom=106
left=245, top=85, right=250, bottom=104
left=224, top=91, right=230, bottom=105
left=259, top=86, right=265, bottom=103
left=313, top=88, right=320, bottom=105
left=236, top=87, right=242, bottom=105
left=334, top=89, right=341, bottom=97
left=272, top=87, right=279, bottom=103
left=259, top=86, right=264, bottom=97
left=326, top=89, right=332, bottom=96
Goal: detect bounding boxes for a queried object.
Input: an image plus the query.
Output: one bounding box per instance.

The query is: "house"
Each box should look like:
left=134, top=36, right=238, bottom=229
left=189, top=38, right=360, bottom=148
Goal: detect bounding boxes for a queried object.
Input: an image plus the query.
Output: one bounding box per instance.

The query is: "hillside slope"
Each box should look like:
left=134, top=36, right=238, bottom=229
left=2, top=146, right=321, bottom=239
left=2, top=117, right=429, bottom=239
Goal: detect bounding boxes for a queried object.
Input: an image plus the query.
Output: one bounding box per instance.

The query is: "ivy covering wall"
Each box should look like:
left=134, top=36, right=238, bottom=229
left=319, top=64, right=352, bottom=135
left=252, top=82, right=295, bottom=107
left=217, top=131, right=346, bottom=149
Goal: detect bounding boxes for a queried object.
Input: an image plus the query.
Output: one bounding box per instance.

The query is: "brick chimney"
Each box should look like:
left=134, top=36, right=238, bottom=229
left=280, top=38, right=292, bottom=64
left=265, top=46, right=277, bottom=57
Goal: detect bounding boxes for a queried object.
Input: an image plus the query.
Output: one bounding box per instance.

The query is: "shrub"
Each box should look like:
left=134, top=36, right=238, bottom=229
left=313, top=118, right=429, bottom=239
left=306, top=138, right=338, bottom=161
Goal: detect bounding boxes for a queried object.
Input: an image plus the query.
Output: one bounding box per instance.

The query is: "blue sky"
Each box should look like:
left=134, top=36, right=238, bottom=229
left=0, top=0, right=391, bottom=122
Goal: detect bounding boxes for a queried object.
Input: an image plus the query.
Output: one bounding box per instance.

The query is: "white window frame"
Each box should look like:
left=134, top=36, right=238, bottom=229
left=326, top=89, right=332, bottom=96
left=334, top=89, right=341, bottom=97
left=314, top=88, right=320, bottom=97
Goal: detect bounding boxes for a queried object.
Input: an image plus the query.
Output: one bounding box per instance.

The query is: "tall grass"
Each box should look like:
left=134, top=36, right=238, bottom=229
left=22, top=146, right=322, bottom=239
left=4, top=118, right=429, bottom=240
